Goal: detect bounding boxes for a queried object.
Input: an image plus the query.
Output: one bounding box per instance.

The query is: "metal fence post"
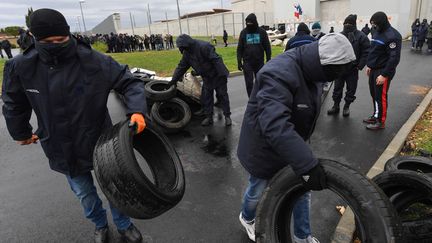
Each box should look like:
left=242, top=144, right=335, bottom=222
left=205, top=14, right=209, bottom=37
left=232, top=13, right=235, bottom=37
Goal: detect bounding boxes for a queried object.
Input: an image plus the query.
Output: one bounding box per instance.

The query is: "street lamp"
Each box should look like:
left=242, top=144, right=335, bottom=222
left=79, top=0, right=87, bottom=33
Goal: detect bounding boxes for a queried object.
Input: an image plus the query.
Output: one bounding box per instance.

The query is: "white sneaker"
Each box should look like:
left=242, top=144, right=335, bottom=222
left=294, top=235, right=320, bottom=243
left=239, top=213, right=255, bottom=242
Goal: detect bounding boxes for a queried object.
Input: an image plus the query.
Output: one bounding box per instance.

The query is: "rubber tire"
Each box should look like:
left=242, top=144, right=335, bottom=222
left=372, top=170, right=432, bottom=242
left=145, top=80, right=176, bottom=101
left=255, top=159, right=403, bottom=243
left=384, top=156, right=432, bottom=173
left=93, top=120, right=185, bottom=219
left=151, top=98, right=192, bottom=134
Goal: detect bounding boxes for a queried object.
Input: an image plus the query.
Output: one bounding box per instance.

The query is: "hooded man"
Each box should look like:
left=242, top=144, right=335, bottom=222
left=411, top=18, right=421, bottom=49
left=237, top=33, right=356, bottom=243
left=364, top=11, right=401, bottom=130
left=169, top=34, right=231, bottom=126
left=328, top=14, right=370, bottom=116
left=311, top=22, right=326, bottom=40
left=2, top=9, right=146, bottom=243
left=237, top=13, right=272, bottom=97
left=415, top=19, right=429, bottom=51
left=285, top=22, right=316, bottom=51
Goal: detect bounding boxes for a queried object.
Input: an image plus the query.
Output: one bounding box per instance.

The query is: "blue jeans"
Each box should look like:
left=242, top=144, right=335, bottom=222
left=66, top=172, right=131, bottom=230
left=241, top=175, right=312, bottom=239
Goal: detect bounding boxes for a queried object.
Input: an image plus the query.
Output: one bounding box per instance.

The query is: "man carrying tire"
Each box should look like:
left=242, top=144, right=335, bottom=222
left=237, top=33, right=356, bottom=243
left=2, top=9, right=146, bottom=243
left=169, top=34, right=232, bottom=126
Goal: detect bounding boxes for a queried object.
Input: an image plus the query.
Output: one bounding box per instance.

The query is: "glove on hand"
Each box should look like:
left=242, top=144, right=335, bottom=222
left=301, top=164, right=327, bottom=191
left=129, top=113, right=146, bottom=134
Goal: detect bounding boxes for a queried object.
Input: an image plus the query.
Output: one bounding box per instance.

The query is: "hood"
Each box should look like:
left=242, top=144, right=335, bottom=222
left=318, top=33, right=356, bottom=65
left=245, top=13, right=259, bottom=31
left=176, top=34, right=195, bottom=48
left=370, top=11, right=390, bottom=32
left=297, top=22, right=310, bottom=35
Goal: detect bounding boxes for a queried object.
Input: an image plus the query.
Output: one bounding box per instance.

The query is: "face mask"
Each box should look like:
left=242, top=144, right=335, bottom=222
left=179, top=47, right=186, bottom=54
left=35, top=37, right=75, bottom=64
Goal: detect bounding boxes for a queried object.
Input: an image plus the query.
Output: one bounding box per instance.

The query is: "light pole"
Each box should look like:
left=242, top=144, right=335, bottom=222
left=79, top=0, right=87, bottom=33
left=77, top=16, right=82, bottom=34
left=176, top=0, right=182, bottom=34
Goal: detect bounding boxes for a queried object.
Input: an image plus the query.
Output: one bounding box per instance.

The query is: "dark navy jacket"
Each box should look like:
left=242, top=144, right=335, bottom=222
left=172, top=35, right=229, bottom=87
left=416, top=23, right=428, bottom=41
left=237, top=42, right=326, bottom=179
left=367, top=26, right=402, bottom=79
left=237, top=27, right=271, bottom=66
left=284, top=31, right=316, bottom=51
left=341, top=28, right=370, bottom=70
left=2, top=38, right=146, bottom=177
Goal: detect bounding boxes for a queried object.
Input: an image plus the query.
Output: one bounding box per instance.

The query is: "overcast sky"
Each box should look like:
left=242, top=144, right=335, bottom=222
left=0, top=0, right=232, bottom=31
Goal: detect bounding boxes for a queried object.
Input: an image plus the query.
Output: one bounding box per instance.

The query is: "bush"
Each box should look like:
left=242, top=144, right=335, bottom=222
left=92, top=41, right=108, bottom=53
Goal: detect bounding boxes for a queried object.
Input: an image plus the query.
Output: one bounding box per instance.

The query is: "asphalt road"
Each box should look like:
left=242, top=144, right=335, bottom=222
left=0, top=43, right=431, bottom=242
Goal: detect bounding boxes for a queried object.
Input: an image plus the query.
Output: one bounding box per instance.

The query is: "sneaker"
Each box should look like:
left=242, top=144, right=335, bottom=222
left=342, top=104, right=350, bottom=117
left=362, top=116, right=377, bottom=124
left=201, top=117, right=213, bottom=126
left=366, top=122, right=385, bottom=130
left=225, top=116, right=232, bottom=126
left=327, top=104, right=340, bottom=115
left=294, top=235, right=320, bottom=243
left=94, top=225, right=109, bottom=243
left=118, top=224, right=143, bottom=243
left=239, top=213, right=255, bottom=242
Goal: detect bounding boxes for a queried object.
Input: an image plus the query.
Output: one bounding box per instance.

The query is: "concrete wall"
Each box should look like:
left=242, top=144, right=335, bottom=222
left=92, top=13, right=121, bottom=35
left=231, top=0, right=274, bottom=15
left=272, top=0, right=320, bottom=23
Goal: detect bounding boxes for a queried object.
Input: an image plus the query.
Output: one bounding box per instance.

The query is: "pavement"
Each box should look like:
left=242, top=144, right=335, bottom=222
left=0, top=43, right=431, bottom=242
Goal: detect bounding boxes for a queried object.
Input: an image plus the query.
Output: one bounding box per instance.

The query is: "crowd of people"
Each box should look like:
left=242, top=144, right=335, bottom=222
left=411, top=18, right=432, bottom=53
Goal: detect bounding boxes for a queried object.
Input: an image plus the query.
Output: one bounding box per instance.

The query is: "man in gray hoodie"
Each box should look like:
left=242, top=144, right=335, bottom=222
left=238, top=33, right=356, bottom=243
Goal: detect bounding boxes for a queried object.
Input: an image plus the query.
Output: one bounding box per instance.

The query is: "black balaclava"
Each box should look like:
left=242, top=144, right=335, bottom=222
left=343, top=14, right=357, bottom=34
left=297, top=22, right=310, bottom=35
left=30, top=8, right=70, bottom=41
left=176, top=34, right=193, bottom=54
left=370, top=11, right=390, bottom=33
left=422, top=19, right=428, bottom=25
left=245, top=13, right=259, bottom=32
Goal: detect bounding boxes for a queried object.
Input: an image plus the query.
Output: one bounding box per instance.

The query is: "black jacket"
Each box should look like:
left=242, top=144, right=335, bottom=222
left=2, top=38, right=146, bottom=177
left=284, top=31, right=316, bottom=51
left=237, top=42, right=325, bottom=179
left=172, top=35, right=229, bottom=87
left=341, top=27, right=370, bottom=70
left=367, top=26, right=402, bottom=79
left=237, top=14, right=271, bottom=66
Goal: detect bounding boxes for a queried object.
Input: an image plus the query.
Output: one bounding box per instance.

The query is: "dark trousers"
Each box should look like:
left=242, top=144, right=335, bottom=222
left=243, top=62, right=264, bottom=97
left=428, top=38, right=432, bottom=50
left=201, top=76, right=231, bottom=117
left=332, top=70, right=359, bottom=105
left=369, top=69, right=391, bottom=124
left=417, top=39, right=426, bottom=49
left=4, top=48, right=12, bottom=59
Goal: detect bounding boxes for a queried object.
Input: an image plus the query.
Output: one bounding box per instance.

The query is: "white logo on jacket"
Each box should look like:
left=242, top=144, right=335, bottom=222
left=26, top=89, right=40, bottom=94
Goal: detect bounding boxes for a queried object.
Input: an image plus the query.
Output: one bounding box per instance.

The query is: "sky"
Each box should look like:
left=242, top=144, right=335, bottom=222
left=0, top=0, right=232, bottom=31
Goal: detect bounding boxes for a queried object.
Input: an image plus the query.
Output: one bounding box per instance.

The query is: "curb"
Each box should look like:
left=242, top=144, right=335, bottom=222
left=331, top=87, right=432, bottom=243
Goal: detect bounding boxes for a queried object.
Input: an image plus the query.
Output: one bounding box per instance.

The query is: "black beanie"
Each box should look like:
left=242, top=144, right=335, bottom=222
left=30, top=9, right=70, bottom=41
left=344, top=14, right=357, bottom=26
left=297, top=22, right=310, bottom=34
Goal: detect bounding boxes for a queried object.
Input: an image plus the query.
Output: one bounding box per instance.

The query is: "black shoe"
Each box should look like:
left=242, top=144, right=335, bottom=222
left=363, top=116, right=377, bottom=124
left=327, top=104, right=340, bottom=115
left=118, top=224, right=143, bottom=243
left=225, top=116, right=232, bottom=126
left=366, top=122, right=385, bottom=130
left=201, top=117, right=213, bottom=126
left=95, top=226, right=109, bottom=243
left=342, top=104, right=350, bottom=117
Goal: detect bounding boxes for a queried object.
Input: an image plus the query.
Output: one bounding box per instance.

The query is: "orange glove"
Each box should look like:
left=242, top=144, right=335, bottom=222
left=17, top=134, right=39, bottom=145
left=129, top=113, right=146, bottom=134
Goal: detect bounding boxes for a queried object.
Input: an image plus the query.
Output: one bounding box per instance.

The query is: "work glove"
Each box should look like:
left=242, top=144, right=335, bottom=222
left=301, top=164, right=327, bottom=191
left=129, top=113, right=146, bottom=134
left=238, top=63, right=243, bottom=71
left=167, top=79, right=177, bottom=87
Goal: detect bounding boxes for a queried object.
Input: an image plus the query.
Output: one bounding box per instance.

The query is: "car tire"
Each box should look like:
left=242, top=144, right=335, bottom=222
left=93, top=120, right=185, bottom=219
left=384, top=156, right=432, bottom=173
left=145, top=80, right=176, bottom=101
left=151, top=98, right=192, bottom=134
left=255, top=159, right=403, bottom=243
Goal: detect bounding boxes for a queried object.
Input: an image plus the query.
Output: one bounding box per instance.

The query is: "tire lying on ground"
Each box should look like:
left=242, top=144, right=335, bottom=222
left=93, top=120, right=185, bottom=219
left=145, top=80, right=176, bottom=101
left=255, top=159, right=403, bottom=243
left=151, top=98, right=192, bottom=134
left=373, top=170, right=432, bottom=242
left=384, top=156, right=432, bottom=173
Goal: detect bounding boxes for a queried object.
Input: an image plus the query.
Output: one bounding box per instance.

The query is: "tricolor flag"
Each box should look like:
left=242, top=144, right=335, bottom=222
left=294, top=3, right=303, bottom=19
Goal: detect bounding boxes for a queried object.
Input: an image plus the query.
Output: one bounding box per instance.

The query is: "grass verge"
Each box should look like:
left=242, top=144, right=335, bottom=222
left=401, top=101, right=432, bottom=156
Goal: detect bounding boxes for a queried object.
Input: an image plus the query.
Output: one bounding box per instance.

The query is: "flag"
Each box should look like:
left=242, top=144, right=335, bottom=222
left=294, top=3, right=303, bottom=19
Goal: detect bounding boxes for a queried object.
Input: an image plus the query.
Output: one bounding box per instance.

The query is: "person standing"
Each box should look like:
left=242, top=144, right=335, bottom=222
left=168, top=34, right=231, bottom=126
left=427, top=21, right=432, bottom=53
left=329, top=26, right=335, bottom=33
left=2, top=9, right=146, bottom=243
left=223, top=30, right=228, bottom=47
left=237, top=13, right=271, bottom=97
left=1, top=38, right=13, bottom=59
left=237, top=33, right=356, bottom=243
left=411, top=18, right=420, bottom=50
left=284, top=22, right=316, bottom=51
left=311, top=22, right=326, bottom=40
left=364, top=11, right=402, bottom=130
left=415, top=19, right=428, bottom=51
left=328, top=14, right=370, bottom=116
left=361, top=24, right=371, bottom=36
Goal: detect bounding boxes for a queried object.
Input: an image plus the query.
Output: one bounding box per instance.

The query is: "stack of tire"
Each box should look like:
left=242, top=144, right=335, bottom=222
left=372, top=156, right=432, bottom=242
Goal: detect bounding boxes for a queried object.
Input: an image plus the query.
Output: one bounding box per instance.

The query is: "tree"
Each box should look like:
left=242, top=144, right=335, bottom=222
left=4, top=26, right=22, bottom=36
left=25, top=7, right=34, bottom=28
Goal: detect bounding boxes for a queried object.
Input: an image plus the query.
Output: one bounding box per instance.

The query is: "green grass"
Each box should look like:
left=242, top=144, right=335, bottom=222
left=0, top=45, right=285, bottom=89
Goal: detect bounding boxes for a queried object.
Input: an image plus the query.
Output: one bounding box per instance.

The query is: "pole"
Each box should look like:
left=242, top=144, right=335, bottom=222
left=79, top=1, right=87, bottom=33
left=148, top=3, right=152, bottom=24
left=146, top=10, right=152, bottom=35
left=129, top=12, right=135, bottom=35
left=205, top=14, right=209, bottom=37
left=133, top=15, right=137, bottom=28
left=222, top=13, right=225, bottom=33
left=187, top=15, right=190, bottom=35
left=77, top=16, right=82, bottom=34
left=165, top=12, right=170, bottom=33
left=176, top=0, right=183, bottom=34
left=232, top=13, right=235, bottom=38
left=220, top=0, right=223, bottom=8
